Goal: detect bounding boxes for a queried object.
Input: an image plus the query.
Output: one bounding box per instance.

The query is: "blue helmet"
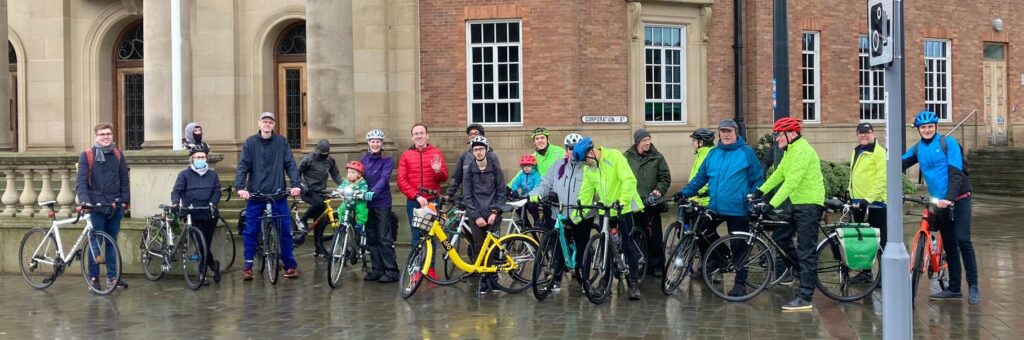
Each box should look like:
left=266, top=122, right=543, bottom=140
left=572, top=137, right=594, bottom=162
left=913, top=110, right=939, bottom=127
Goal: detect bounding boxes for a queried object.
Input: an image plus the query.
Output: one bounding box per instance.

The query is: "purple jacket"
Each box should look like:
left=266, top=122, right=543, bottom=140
left=361, top=151, right=394, bottom=208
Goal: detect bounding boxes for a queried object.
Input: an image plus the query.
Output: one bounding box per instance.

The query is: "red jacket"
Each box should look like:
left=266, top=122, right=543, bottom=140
left=397, top=144, right=449, bottom=200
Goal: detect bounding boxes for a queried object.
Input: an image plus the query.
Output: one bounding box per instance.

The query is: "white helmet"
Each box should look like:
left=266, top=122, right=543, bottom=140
left=564, top=133, right=583, bottom=148
left=365, top=129, right=385, bottom=141
left=469, top=135, right=489, bottom=147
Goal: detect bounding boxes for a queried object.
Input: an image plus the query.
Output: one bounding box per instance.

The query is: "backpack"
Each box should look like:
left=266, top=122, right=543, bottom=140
left=84, top=148, right=123, bottom=186
left=915, top=134, right=969, bottom=184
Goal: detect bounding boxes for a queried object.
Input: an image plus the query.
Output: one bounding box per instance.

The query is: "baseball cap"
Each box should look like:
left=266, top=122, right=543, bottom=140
left=259, top=112, right=276, bottom=121
left=856, top=122, right=874, bottom=133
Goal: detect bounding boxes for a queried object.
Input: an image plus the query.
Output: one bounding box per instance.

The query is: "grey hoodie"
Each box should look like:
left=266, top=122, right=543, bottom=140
left=528, top=156, right=591, bottom=219
left=183, top=122, right=210, bottom=152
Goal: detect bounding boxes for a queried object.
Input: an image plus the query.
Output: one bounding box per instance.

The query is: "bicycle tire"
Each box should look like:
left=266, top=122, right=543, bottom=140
left=218, top=218, right=236, bottom=271
left=581, top=234, right=612, bottom=304
left=814, top=234, right=880, bottom=302
left=532, top=232, right=561, bottom=301
left=81, top=231, right=122, bottom=295
left=346, top=225, right=360, bottom=266
left=489, top=234, right=540, bottom=294
left=19, top=227, right=59, bottom=289
left=934, top=244, right=949, bottom=292
left=519, top=227, right=546, bottom=246
left=182, top=226, right=208, bottom=290
left=662, top=222, right=682, bottom=268
left=313, top=219, right=336, bottom=258
left=662, top=235, right=697, bottom=295
left=440, top=232, right=473, bottom=284
left=399, top=240, right=428, bottom=298
left=702, top=234, right=772, bottom=302
left=328, top=225, right=350, bottom=289
left=264, top=219, right=281, bottom=284
left=141, top=219, right=167, bottom=281
left=633, top=229, right=649, bottom=287
left=910, top=234, right=926, bottom=304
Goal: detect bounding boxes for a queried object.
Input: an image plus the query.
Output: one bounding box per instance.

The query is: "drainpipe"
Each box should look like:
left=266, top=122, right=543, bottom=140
left=734, top=0, right=745, bottom=139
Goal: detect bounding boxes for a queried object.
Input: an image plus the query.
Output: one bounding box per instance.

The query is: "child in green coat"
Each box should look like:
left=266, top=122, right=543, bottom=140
left=336, top=161, right=371, bottom=230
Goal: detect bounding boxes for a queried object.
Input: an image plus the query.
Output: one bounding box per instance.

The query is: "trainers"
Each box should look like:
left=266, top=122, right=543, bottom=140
left=551, top=282, right=561, bottom=292
left=115, top=278, right=128, bottom=288
left=211, top=260, right=222, bottom=283
left=728, top=285, right=747, bottom=297
left=851, top=271, right=873, bottom=284
left=930, top=289, right=962, bottom=300
left=297, top=221, right=308, bottom=233
left=88, top=277, right=100, bottom=289
left=243, top=268, right=254, bottom=281
left=427, top=268, right=439, bottom=280
left=284, top=268, right=299, bottom=279
left=364, top=271, right=383, bottom=281
left=628, top=287, right=641, bottom=300
left=781, top=296, right=813, bottom=311
left=378, top=272, right=399, bottom=283
left=777, top=271, right=795, bottom=286
left=968, top=286, right=981, bottom=305
left=478, top=277, right=493, bottom=295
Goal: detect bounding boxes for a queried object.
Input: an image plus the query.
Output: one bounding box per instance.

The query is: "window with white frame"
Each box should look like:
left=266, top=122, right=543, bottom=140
left=801, top=31, right=820, bottom=122
left=467, top=21, right=522, bottom=125
left=858, top=35, right=885, bottom=121
left=644, top=25, right=686, bottom=123
left=924, top=39, right=952, bottom=121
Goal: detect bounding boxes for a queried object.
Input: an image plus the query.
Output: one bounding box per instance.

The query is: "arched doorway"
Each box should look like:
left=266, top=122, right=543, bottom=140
left=8, top=41, right=16, bottom=150
left=113, top=21, right=144, bottom=150
left=275, top=22, right=306, bottom=149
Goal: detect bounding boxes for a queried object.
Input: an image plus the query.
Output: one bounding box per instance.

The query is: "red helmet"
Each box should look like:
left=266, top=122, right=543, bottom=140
left=772, top=117, right=803, bottom=133
left=345, top=161, right=365, bottom=175
left=519, top=155, right=537, bottom=166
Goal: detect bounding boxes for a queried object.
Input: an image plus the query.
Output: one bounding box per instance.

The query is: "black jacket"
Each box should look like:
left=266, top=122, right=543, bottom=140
left=298, top=153, right=341, bottom=193
left=172, top=167, right=222, bottom=220
left=460, top=155, right=508, bottom=221
left=235, top=133, right=300, bottom=194
left=445, top=149, right=502, bottom=198
left=76, top=148, right=130, bottom=206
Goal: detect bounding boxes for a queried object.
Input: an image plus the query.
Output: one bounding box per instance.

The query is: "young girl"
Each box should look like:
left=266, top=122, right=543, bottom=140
left=508, top=155, right=542, bottom=228
left=171, top=145, right=222, bottom=283
left=336, top=161, right=370, bottom=233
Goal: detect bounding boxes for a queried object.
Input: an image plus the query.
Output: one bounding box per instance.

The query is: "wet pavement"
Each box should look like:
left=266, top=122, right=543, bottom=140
left=2, top=197, right=1023, bottom=339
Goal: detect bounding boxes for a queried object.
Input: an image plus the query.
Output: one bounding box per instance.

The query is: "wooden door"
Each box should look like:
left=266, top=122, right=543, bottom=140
left=116, top=67, right=145, bottom=150
left=983, top=43, right=1007, bottom=146
left=277, top=62, right=307, bottom=150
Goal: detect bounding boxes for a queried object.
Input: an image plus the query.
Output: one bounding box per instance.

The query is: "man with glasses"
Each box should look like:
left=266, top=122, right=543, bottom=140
left=848, top=122, right=887, bottom=283
left=76, top=122, right=131, bottom=289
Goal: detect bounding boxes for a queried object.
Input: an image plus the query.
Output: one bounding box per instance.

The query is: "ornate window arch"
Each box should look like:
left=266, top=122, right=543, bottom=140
left=113, top=20, right=144, bottom=150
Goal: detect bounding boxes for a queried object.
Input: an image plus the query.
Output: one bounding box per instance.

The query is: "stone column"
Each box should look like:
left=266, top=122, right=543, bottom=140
left=306, top=0, right=355, bottom=146
left=56, top=169, right=74, bottom=217
left=18, top=169, right=36, bottom=216
left=36, top=169, right=54, bottom=203
left=0, top=0, right=10, bottom=151
left=1, top=169, right=17, bottom=216
left=143, top=0, right=192, bottom=149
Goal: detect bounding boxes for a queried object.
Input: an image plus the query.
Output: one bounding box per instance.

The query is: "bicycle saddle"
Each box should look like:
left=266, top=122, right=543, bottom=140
left=507, top=199, right=528, bottom=208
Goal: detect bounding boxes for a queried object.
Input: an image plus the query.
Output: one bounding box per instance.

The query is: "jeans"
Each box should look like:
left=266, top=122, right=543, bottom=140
left=771, top=204, right=822, bottom=300
left=634, top=209, right=665, bottom=272
left=936, top=197, right=977, bottom=292
left=88, top=207, right=124, bottom=279
left=242, top=199, right=298, bottom=270
left=366, top=207, right=399, bottom=275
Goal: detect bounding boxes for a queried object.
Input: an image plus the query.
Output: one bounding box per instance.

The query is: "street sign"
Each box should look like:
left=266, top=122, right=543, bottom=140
left=868, top=0, right=893, bottom=67
left=581, top=116, right=628, bottom=124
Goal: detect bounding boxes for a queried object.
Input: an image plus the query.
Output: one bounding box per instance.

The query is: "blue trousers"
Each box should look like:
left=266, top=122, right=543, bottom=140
left=88, top=207, right=124, bottom=279
left=243, top=199, right=297, bottom=270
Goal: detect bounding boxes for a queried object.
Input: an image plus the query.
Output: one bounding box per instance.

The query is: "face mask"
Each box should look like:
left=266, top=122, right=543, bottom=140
left=193, top=159, right=208, bottom=169
left=193, top=132, right=203, bottom=143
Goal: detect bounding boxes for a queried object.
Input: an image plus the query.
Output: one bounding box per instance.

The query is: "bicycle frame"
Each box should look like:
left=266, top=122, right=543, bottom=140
left=420, top=218, right=523, bottom=275
left=31, top=213, right=97, bottom=269
left=908, top=200, right=947, bottom=276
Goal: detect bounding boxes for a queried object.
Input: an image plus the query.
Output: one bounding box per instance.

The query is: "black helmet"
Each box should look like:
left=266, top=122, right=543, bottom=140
left=187, top=142, right=210, bottom=156
left=466, top=124, right=485, bottom=136
left=689, top=128, right=715, bottom=143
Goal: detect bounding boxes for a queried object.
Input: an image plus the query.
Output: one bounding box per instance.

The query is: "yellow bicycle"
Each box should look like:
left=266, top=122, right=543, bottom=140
left=399, top=203, right=539, bottom=298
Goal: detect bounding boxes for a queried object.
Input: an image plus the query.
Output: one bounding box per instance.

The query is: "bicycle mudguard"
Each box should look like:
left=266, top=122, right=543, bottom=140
left=420, top=238, right=434, bottom=275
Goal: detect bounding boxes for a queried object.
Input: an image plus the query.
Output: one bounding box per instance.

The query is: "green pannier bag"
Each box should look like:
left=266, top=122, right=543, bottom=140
left=837, top=224, right=880, bottom=270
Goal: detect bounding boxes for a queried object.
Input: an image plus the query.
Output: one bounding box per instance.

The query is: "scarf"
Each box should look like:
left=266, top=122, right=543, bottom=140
left=92, top=142, right=116, bottom=163
left=536, top=145, right=549, bottom=156
left=191, top=164, right=210, bottom=176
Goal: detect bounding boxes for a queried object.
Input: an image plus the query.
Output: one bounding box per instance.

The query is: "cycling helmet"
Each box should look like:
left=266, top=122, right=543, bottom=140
left=466, top=124, right=485, bottom=136
left=187, top=142, right=210, bottom=156
left=772, top=117, right=803, bottom=133
left=572, top=137, right=594, bottom=162
left=345, top=161, right=365, bottom=175
left=689, top=128, right=715, bottom=143
left=563, top=133, right=583, bottom=148
left=365, top=129, right=385, bottom=141
left=519, top=155, right=537, bottom=166
left=913, top=110, right=939, bottom=127
left=531, top=127, right=550, bottom=138
left=469, top=135, right=489, bottom=148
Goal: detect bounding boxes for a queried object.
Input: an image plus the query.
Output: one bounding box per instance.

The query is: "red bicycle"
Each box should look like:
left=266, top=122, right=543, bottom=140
left=904, top=196, right=949, bottom=305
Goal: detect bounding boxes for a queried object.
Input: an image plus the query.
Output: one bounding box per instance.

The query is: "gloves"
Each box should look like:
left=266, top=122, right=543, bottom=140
left=758, top=202, right=774, bottom=214
left=750, top=190, right=764, bottom=200
left=529, top=195, right=541, bottom=203
left=363, top=191, right=374, bottom=201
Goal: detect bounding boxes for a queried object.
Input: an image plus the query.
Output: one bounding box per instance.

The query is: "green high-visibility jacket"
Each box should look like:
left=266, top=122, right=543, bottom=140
left=689, top=146, right=713, bottom=206
left=759, top=138, right=824, bottom=207
left=849, top=142, right=887, bottom=203
left=579, top=146, right=645, bottom=217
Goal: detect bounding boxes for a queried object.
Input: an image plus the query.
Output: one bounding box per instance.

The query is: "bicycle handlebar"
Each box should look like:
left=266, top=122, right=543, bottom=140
left=248, top=191, right=291, bottom=202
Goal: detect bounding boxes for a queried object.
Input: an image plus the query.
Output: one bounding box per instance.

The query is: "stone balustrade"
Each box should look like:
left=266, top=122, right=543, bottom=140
left=0, top=153, right=80, bottom=218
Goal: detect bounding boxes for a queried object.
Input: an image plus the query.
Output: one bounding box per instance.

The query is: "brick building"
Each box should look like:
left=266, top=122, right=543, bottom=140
left=419, top=0, right=1023, bottom=189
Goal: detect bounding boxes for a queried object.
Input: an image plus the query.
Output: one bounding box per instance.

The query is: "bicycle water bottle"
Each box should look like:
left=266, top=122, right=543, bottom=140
left=683, top=223, right=691, bottom=232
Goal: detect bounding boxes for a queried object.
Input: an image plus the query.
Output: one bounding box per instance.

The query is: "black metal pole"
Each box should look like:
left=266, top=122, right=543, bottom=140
left=772, top=0, right=790, bottom=122
left=734, top=0, right=746, bottom=139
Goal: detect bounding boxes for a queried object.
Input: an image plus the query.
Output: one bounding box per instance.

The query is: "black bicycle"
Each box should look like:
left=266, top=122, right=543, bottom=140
left=661, top=198, right=720, bottom=295
left=248, top=191, right=291, bottom=284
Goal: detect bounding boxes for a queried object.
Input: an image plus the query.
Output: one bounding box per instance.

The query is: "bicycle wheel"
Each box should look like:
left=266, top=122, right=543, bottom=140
left=633, top=229, right=649, bottom=286
left=702, top=234, right=772, bottom=302
left=327, top=225, right=350, bottom=289
left=313, top=220, right=336, bottom=258
left=581, top=234, right=613, bottom=304
left=441, top=232, right=473, bottom=284
left=663, top=222, right=683, bottom=266
left=182, top=226, right=208, bottom=290
left=532, top=232, right=561, bottom=300
left=814, top=234, right=880, bottom=302
left=218, top=218, right=236, bottom=271
left=264, top=220, right=281, bottom=284
left=19, top=228, right=59, bottom=289
left=80, top=231, right=122, bottom=295
left=662, top=235, right=697, bottom=295
left=933, top=242, right=949, bottom=292
left=399, top=240, right=428, bottom=298
left=346, top=225, right=360, bottom=265
left=910, top=233, right=926, bottom=303
left=489, top=234, right=540, bottom=294
left=140, top=219, right=167, bottom=281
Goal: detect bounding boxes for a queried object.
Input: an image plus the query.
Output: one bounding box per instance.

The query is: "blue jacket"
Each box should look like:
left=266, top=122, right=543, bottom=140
left=361, top=151, right=394, bottom=209
left=76, top=148, right=131, bottom=206
left=235, top=133, right=300, bottom=194
left=679, top=137, right=764, bottom=217
left=902, top=134, right=971, bottom=201
left=509, top=170, right=542, bottom=197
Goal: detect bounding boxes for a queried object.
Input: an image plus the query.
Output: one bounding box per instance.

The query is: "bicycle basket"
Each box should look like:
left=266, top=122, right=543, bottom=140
left=837, top=224, right=880, bottom=270
left=411, top=205, right=438, bottom=232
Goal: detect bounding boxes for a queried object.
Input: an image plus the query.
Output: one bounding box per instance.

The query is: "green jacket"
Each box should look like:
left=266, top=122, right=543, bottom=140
left=509, top=144, right=566, bottom=187
left=336, top=178, right=369, bottom=227
left=579, top=146, right=645, bottom=217
left=689, top=146, right=713, bottom=206
left=849, top=141, right=887, bottom=203
left=759, top=138, right=824, bottom=207
left=624, top=144, right=672, bottom=199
